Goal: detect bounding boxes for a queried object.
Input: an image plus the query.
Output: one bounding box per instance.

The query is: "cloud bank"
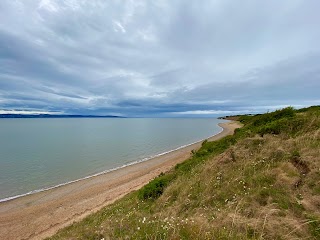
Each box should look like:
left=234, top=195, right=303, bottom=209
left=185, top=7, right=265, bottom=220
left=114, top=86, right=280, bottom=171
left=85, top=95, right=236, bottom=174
left=0, top=0, right=319, bottom=116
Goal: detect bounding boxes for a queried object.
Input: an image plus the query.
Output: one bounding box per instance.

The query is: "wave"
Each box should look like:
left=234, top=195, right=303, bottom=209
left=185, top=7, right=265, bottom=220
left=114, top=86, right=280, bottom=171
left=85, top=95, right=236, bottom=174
left=0, top=125, right=224, bottom=203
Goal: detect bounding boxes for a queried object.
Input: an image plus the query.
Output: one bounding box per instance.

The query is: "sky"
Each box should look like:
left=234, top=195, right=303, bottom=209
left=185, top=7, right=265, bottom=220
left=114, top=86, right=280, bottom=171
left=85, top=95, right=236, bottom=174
left=0, top=0, right=320, bottom=117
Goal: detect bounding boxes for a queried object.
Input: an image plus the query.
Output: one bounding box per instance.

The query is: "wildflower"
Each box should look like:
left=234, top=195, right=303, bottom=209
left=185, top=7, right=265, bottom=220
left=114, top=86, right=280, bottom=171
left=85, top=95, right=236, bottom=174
left=137, top=227, right=140, bottom=230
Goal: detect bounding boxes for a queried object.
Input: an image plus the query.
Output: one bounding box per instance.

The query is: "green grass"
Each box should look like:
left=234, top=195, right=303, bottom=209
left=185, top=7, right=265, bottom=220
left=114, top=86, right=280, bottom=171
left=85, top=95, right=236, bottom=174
left=138, top=172, right=176, bottom=200
left=49, top=106, right=320, bottom=240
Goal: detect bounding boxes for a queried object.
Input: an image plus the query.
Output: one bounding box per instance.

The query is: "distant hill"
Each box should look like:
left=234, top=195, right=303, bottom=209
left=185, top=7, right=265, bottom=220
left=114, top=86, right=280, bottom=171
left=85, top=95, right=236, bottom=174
left=0, top=114, right=124, bottom=118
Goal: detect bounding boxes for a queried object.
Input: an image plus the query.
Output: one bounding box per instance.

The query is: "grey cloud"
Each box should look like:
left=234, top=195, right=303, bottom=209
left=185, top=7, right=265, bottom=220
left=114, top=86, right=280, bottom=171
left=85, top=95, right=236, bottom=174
left=0, top=0, right=319, bottom=116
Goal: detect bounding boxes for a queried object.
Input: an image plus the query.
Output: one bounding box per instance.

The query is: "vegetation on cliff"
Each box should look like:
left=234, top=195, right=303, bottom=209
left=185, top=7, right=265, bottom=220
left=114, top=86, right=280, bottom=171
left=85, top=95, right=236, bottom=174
left=50, top=106, right=320, bottom=239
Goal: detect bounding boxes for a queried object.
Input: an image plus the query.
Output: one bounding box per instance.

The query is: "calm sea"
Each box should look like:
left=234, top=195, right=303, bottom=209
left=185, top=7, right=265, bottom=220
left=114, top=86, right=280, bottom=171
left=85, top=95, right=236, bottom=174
left=0, top=118, right=224, bottom=201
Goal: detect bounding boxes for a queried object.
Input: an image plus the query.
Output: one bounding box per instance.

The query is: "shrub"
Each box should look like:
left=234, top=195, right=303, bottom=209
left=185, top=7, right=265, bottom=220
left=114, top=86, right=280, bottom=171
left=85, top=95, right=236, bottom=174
left=138, top=173, right=175, bottom=200
left=258, top=120, right=283, bottom=136
left=238, top=114, right=254, bottom=124
left=250, top=107, right=295, bottom=127
left=297, top=105, right=320, bottom=113
left=175, top=135, right=237, bottom=174
left=257, top=116, right=306, bottom=136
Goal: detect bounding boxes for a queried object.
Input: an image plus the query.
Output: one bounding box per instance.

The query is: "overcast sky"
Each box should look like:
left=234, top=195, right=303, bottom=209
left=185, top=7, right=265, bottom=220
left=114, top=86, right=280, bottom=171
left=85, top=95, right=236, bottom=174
left=0, top=0, right=319, bottom=117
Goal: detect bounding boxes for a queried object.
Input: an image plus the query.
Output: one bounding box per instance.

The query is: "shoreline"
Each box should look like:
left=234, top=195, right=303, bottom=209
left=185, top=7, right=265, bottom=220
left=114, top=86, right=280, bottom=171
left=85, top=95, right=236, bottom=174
left=0, top=124, right=224, bottom=204
left=0, top=121, right=241, bottom=240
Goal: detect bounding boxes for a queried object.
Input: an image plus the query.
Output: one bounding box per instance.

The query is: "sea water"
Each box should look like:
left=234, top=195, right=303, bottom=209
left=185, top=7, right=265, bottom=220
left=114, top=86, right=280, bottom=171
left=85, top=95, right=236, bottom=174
left=0, top=118, right=225, bottom=201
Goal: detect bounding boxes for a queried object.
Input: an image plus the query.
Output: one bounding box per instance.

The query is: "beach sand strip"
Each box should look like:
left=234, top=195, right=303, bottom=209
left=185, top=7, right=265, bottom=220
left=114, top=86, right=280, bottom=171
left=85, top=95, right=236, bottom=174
left=0, top=121, right=241, bottom=240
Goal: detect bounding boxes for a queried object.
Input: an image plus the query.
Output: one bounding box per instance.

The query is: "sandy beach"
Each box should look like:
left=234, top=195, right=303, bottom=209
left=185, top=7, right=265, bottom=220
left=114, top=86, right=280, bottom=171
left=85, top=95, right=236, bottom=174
left=0, top=121, right=241, bottom=240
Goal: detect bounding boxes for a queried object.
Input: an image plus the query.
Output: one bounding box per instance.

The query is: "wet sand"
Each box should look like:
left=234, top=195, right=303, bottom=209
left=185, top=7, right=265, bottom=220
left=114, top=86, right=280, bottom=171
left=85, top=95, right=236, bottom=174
left=0, top=121, right=241, bottom=240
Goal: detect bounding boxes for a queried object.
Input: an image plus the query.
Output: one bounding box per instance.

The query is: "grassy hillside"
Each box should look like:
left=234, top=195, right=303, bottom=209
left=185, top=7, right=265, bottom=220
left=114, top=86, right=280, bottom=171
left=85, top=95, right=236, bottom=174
left=49, top=106, right=320, bottom=240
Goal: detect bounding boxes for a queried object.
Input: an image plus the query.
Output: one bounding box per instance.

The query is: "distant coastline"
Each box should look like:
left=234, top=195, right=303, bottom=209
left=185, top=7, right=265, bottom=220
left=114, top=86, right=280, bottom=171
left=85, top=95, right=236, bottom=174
left=0, top=114, right=124, bottom=118
left=218, top=114, right=255, bottom=121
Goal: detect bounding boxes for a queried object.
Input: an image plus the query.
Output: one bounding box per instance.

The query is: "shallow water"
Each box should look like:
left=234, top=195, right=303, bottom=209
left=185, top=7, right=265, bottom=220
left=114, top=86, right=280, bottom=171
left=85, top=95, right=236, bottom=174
left=0, top=118, right=224, bottom=201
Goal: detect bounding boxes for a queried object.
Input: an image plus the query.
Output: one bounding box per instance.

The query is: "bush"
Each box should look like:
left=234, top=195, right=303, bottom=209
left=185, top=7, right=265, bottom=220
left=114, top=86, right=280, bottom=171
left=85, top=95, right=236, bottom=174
left=251, top=107, right=295, bottom=127
left=238, top=115, right=254, bottom=124
left=257, top=116, right=306, bottom=136
left=175, top=135, right=237, bottom=174
left=138, top=173, right=175, bottom=200
left=257, top=119, right=285, bottom=136
left=297, top=105, right=320, bottom=113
